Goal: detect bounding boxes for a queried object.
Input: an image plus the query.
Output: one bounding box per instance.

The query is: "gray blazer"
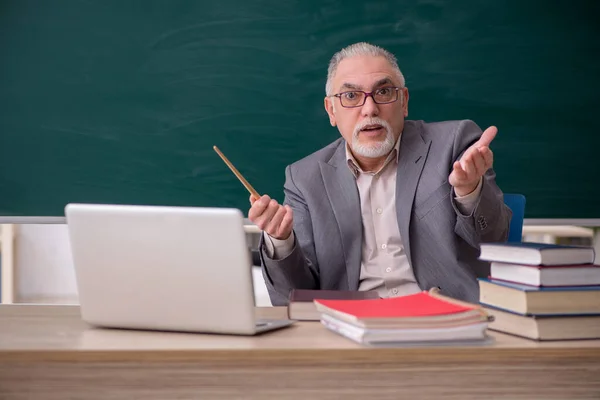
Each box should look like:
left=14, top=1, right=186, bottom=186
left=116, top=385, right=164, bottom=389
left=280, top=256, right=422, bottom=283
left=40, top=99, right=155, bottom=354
left=260, top=119, right=512, bottom=306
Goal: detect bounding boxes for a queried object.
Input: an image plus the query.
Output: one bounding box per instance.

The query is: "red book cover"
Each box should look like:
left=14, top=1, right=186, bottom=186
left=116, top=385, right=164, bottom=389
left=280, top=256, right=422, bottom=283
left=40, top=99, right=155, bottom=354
left=314, top=291, right=475, bottom=319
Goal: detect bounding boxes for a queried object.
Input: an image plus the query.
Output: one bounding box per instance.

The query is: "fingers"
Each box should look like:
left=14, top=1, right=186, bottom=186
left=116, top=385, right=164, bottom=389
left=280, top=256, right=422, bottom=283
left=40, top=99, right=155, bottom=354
left=478, top=147, right=493, bottom=168
left=453, top=161, right=467, bottom=178
left=461, top=157, right=477, bottom=177
left=265, top=204, right=287, bottom=235
left=247, top=195, right=294, bottom=240
left=268, top=205, right=294, bottom=239
left=448, top=161, right=467, bottom=186
left=249, top=194, right=259, bottom=205
left=450, top=128, right=496, bottom=192
left=470, top=150, right=486, bottom=175
left=278, top=205, right=294, bottom=238
left=451, top=149, right=488, bottom=187
left=255, top=199, right=280, bottom=231
left=248, top=195, right=271, bottom=221
left=476, top=126, right=498, bottom=147
left=457, top=145, right=494, bottom=180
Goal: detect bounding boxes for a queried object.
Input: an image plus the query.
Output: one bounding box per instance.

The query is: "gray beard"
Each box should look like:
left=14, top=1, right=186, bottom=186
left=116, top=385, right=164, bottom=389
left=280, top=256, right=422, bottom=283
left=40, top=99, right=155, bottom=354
left=350, top=118, right=395, bottom=158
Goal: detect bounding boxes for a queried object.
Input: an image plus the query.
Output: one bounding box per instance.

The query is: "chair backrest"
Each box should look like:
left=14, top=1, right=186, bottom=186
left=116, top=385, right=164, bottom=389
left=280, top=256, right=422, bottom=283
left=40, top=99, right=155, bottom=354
left=503, top=193, right=526, bottom=242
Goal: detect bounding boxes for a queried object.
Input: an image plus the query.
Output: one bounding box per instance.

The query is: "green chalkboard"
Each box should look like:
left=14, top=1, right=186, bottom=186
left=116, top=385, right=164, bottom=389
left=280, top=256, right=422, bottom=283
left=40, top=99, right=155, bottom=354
left=1, top=0, right=599, bottom=219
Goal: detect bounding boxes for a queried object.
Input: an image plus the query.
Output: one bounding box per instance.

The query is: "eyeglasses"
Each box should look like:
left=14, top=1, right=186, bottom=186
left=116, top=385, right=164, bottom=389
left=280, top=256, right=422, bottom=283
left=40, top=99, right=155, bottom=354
left=331, top=87, right=401, bottom=108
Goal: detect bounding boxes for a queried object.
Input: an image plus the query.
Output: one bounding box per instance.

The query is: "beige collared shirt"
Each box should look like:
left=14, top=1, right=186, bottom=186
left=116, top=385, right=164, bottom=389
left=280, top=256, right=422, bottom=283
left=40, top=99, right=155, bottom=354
left=264, top=137, right=482, bottom=298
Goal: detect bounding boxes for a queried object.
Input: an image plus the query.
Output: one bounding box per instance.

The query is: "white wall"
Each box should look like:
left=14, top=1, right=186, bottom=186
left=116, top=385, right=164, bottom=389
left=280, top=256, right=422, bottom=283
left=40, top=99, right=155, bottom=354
left=11, top=224, right=271, bottom=306
left=13, top=223, right=595, bottom=306
left=15, top=224, right=78, bottom=303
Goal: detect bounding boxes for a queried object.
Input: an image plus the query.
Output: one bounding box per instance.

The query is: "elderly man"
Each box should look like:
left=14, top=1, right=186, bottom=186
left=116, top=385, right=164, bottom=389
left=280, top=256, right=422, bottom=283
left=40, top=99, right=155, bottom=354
left=248, top=42, right=511, bottom=306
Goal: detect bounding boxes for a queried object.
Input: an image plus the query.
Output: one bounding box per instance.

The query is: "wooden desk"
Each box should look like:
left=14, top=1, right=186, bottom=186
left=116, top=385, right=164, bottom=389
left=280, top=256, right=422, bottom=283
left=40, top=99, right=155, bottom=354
left=1, top=305, right=599, bottom=399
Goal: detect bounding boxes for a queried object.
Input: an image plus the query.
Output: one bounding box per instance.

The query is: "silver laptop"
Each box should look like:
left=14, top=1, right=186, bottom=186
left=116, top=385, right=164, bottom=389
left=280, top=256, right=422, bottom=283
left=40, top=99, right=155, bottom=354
left=64, top=203, right=294, bottom=335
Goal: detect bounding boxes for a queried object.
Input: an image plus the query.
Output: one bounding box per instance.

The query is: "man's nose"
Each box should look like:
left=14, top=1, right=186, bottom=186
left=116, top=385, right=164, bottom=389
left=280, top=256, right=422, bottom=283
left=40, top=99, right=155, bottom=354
left=361, top=95, right=380, bottom=117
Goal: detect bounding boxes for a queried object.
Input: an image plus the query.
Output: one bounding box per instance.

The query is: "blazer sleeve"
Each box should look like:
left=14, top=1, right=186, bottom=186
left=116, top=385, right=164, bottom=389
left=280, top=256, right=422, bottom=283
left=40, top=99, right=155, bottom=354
left=260, top=164, right=320, bottom=305
left=449, top=120, right=512, bottom=248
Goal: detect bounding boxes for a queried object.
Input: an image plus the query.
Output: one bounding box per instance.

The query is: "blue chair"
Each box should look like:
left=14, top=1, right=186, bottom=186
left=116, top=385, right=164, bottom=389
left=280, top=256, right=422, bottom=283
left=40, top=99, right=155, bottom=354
left=503, top=193, right=526, bottom=242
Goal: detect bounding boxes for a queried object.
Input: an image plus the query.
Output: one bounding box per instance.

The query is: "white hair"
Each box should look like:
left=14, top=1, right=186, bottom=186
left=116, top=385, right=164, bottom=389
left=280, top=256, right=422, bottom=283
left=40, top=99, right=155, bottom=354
left=325, top=42, right=405, bottom=96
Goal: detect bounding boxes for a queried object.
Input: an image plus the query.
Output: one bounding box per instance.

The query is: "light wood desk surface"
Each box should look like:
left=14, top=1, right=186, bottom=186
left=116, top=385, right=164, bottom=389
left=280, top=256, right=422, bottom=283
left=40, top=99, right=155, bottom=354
left=1, top=304, right=599, bottom=399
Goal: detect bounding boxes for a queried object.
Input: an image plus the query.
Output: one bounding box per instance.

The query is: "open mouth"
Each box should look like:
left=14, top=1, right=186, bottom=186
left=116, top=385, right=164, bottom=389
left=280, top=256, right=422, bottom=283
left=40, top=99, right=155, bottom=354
left=361, top=124, right=384, bottom=134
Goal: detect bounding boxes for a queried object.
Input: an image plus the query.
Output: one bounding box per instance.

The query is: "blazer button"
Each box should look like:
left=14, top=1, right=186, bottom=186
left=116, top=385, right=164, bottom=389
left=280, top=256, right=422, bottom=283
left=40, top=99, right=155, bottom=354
left=477, top=216, right=487, bottom=230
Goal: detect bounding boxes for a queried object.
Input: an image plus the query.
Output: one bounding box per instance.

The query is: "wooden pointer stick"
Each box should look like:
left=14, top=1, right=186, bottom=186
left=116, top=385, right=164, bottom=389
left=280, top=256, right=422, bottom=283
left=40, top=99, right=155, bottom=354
left=213, top=146, right=260, bottom=199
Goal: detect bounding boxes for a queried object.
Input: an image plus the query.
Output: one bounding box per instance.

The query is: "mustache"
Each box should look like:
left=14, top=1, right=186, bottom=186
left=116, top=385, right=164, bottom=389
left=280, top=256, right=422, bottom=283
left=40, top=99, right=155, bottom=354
left=353, top=118, right=392, bottom=137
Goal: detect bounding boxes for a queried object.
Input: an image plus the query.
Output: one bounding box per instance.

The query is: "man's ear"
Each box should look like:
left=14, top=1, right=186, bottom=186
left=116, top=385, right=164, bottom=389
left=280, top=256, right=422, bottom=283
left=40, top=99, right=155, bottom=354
left=401, top=87, right=409, bottom=117
left=324, top=97, right=337, bottom=127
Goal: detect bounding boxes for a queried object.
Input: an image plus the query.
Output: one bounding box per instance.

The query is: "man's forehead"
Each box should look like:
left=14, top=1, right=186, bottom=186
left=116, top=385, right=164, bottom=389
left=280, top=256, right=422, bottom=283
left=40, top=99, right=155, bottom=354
left=333, top=55, right=398, bottom=88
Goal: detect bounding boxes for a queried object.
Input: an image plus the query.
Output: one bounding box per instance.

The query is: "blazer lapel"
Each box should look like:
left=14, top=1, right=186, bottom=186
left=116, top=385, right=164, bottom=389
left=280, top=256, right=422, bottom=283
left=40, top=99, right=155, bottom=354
left=396, top=122, right=431, bottom=268
left=319, top=143, right=362, bottom=290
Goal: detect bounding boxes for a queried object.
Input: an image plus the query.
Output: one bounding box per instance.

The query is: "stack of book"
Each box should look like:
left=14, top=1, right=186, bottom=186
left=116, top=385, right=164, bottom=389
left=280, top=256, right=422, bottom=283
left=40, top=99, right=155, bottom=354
left=313, top=289, right=492, bottom=346
left=478, top=242, right=600, bottom=340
